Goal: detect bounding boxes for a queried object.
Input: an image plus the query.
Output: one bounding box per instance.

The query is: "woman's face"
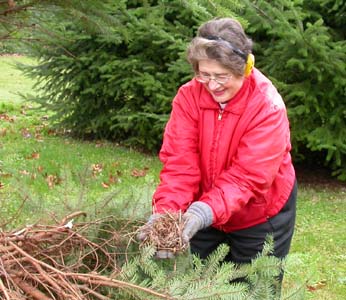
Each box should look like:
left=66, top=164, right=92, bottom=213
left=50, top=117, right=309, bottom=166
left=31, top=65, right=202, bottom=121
left=197, top=59, right=244, bottom=104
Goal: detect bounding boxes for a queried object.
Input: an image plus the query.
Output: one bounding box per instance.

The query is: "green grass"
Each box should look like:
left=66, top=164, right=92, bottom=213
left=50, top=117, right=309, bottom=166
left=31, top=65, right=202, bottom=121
left=0, top=56, right=162, bottom=227
left=0, top=55, right=36, bottom=104
left=0, top=56, right=345, bottom=299
left=287, top=186, right=346, bottom=299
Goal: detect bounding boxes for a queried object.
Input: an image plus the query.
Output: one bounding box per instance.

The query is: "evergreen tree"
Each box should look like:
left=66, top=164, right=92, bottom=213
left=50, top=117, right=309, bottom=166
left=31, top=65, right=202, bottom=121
left=0, top=0, right=119, bottom=52
left=241, top=0, right=346, bottom=180
left=6, top=0, right=346, bottom=179
left=20, top=0, right=245, bottom=151
left=111, top=241, right=305, bottom=299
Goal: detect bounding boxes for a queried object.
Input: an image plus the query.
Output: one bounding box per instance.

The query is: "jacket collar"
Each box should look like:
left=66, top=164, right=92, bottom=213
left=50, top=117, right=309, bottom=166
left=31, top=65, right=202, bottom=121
left=196, top=75, right=252, bottom=115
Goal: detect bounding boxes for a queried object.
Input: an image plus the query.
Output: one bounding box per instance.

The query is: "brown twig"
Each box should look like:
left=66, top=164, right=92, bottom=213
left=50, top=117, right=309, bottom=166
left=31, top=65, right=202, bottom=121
left=0, top=278, right=11, bottom=300
left=12, top=277, right=51, bottom=300
left=59, top=211, right=87, bottom=226
left=69, top=273, right=174, bottom=299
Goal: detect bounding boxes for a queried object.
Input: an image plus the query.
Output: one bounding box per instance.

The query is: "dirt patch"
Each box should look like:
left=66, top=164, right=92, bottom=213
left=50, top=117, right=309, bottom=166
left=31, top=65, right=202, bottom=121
left=295, top=164, right=345, bottom=191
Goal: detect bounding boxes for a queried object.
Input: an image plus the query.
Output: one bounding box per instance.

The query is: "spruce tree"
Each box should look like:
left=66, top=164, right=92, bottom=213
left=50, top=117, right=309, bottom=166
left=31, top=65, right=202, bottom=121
left=20, top=0, right=245, bottom=152
left=111, top=241, right=305, bottom=299
left=241, top=0, right=346, bottom=180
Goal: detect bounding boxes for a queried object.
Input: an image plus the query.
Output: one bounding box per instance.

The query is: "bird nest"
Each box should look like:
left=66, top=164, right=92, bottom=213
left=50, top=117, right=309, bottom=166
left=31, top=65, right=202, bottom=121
left=138, top=212, right=188, bottom=255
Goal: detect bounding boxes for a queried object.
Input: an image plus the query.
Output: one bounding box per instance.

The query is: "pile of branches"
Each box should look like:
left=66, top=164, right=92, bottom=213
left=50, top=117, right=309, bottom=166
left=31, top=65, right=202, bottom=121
left=0, top=212, right=168, bottom=300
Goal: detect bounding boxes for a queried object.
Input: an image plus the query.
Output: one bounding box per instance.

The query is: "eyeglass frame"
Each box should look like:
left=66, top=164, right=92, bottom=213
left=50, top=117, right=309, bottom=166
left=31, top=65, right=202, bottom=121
left=195, top=72, right=233, bottom=85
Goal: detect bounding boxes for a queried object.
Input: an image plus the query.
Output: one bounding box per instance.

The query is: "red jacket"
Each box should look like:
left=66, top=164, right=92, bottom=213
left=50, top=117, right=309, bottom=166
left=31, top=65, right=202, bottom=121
left=153, top=68, right=296, bottom=232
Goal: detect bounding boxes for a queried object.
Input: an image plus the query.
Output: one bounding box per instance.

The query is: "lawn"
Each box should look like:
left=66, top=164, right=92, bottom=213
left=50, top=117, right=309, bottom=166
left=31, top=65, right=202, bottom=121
left=286, top=183, right=346, bottom=299
left=0, top=55, right=345, bottom=299
left=0, top=55, right=162, bottom=227
left=0, top=55, right=36, bottom=104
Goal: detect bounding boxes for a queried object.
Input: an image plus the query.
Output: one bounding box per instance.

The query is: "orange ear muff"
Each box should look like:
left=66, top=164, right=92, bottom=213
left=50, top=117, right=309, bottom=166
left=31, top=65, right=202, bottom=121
left=244, top=53, right=255, bottom=77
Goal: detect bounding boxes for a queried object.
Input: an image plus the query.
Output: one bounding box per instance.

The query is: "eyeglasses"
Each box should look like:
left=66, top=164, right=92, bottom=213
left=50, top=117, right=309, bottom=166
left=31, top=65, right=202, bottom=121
left=195, top=72, right=232, bottom=85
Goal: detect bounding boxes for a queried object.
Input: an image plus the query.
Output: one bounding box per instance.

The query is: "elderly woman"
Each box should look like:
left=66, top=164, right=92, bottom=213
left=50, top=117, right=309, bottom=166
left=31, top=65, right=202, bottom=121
left=140, top=17, right=297, bottom=292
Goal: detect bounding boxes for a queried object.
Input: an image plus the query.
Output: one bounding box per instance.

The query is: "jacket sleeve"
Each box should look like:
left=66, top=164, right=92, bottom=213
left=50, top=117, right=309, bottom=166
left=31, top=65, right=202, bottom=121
left=153, top=85, right=201, bottom=213
left=199, top=95, right=291, bottom=227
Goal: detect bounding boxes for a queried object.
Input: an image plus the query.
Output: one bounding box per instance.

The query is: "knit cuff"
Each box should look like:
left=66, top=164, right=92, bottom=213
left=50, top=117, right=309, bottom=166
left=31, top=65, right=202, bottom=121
left=187, top=201, right=213, bottom=228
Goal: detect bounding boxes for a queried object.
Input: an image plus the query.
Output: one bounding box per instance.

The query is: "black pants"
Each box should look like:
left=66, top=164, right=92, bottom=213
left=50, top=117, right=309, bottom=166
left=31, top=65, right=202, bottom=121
left=190, top=181, right=297, bottom=291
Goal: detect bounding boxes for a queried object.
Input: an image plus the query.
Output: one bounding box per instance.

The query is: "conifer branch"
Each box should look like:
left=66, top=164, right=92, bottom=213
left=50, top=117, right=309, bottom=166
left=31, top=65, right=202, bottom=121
left=0, top=2, right=35, bottom=16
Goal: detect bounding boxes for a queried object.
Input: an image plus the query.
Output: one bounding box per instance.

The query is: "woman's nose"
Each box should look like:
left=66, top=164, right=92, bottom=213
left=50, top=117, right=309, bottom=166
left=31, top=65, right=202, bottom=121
left=208, top=79, right=221, bottom=90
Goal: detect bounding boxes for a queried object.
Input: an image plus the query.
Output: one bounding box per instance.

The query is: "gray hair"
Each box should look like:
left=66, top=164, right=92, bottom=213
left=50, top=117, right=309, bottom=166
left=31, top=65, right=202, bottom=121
left=187, top=18, right=253, bottom=77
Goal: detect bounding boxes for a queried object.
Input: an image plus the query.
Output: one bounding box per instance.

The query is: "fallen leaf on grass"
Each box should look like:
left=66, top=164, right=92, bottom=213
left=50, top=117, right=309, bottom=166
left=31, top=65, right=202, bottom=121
left=31, top=152, right=40, bottom=159
left=19, top=170, right=30, bottom=176
left=92, top=163, right=103, bottom=176
left=95, top=141, right=105, bottom=148
left=0, top=126, right=8, bottom=134
left=0, top=182, right=5, bottom=189
left=26, top=152, right=40, bottom=160
left=46, top=175, right=55, bottom=188
left=131, top=167, right=149, bottom=178
left=46, top=174, right=61, bottom=188
left=307, top=280, right=327, bottom=292
left=35, top=133, right=44, bottom=142
left=19, top=170, right=37, bottom=180
left=0, top=128, right=7, bottom=136
left=0, top=172, right=12, bottom=178
left=0, top=114, right=16, bottom=122
left=108, top=174, right=119, bottom=184
left=112, top=162, right=120, bottom=168
left=101, top=182, right=109, bottom=188
left=21, top=128, right=31, bottom=138
left=21, top=104, right=32, bottom=110
left=101, top=173, right=119, bottom=188
left=0, top=114, right=9, bottom=120
left=47, top=129, right=57, bottom=136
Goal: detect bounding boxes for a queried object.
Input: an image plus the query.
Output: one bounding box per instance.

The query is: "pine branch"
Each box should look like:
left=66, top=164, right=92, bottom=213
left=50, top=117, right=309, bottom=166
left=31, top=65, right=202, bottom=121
left=0, top=1, right=36, bottom=16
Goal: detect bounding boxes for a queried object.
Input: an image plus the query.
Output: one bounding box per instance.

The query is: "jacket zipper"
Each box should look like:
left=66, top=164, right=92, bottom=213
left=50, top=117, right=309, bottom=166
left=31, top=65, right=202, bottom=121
left=212, top=109, right=224, bottom=185
left=218, top=109, right=224, bottom=120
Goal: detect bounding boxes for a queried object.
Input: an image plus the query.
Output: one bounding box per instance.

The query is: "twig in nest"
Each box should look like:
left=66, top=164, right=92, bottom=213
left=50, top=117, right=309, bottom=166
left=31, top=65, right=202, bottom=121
left=138, top=212, right=187, bottom=255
